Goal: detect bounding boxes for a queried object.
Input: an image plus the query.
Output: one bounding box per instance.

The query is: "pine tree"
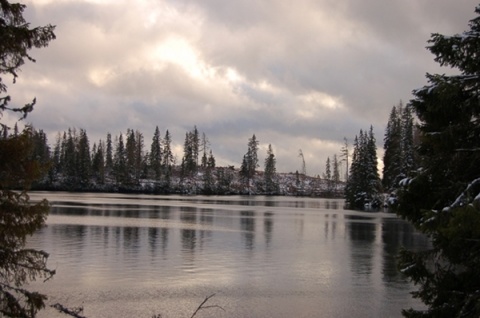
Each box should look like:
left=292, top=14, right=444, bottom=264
left=77, top=128, right=91, bottom=186
left=201, top=132, right=209, bottom=169
left=150, top=126, right=162, bottom=180
left=51, top=133, right=62, bottom=182
left=401, top=104, right=415, bottom=175
left=383, top=101, right=417, bottom=192
left=383, top=103, right=403, bottom=190
left=125, top=129, right=136, bottom=184
left=0, top=2, right=56, bottom=315
left=264, top=144, right=278, bottom=194
left=113, top=133, right=127, bottom=185
left=395, top=6, right=480, bottom=317
left=162, top=130, right=174, bottom=186
left=332, top=154, right=340, bottom=193
left=207, top=149, right=215, bottom=168
left=134, top=130, right=145, bottom=180
left=92, top=140, right=106, bottom=184
left=216, top=167, right=233, bottom=194
left=345, top=127, right=382, bottom=209
left=323, top=156, right=332, bottom=194
left=105, top=132, right=113, bottom=176
left=202, top=148, right=216, bottom=195
left=181, top=131, right=196, bottom=177
left=239, top=134, right=259, bottom=190
left=192, top=125, right=200, bottom=167
left=0, top=129, right=54, bottom=317
left=64, top=128, right=77, bottom=183
left=345, top=135, right=360, bottom=205
left=365, top=126, right=382, bottom=200
left=340, top=138, right=349, bottom=182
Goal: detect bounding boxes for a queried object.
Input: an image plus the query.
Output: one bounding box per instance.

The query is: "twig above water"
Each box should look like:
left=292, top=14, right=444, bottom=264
left=190, top=293, right=226, bottom=318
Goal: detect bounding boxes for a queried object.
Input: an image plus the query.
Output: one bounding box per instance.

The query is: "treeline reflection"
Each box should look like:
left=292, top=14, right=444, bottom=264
left=39, top=200, right=429, bottom=288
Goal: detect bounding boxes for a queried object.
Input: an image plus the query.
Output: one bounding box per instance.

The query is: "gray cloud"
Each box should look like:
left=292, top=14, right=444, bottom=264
left=10, top=0, right=479, bottom=176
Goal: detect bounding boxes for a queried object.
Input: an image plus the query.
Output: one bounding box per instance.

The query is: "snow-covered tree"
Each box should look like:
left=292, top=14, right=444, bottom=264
left=181, top=127, right=200, bottom=178
left=383, top=101, right=416, bottom=191
left=240, top=134, right=259, bottom=186
left=383, top=103, right=403, bottom=190
left=395, top=6, right=480, bottom=317
left=105, top=132, right=113, bottom=175
left=345, top=127, right=382, bottom=209
left=92, top=139, right=105, bottom=184
left=162, top=130, right=174, bottom=185
left=150, top=126, right=162, bottom=180
left=77, top=128, right=91, bottom=185
left=332, top=154, right=340, bottom=192
left=264, top=144, right=278, bottom=194
left=323, top=156, right=333, bottom=193
left=113, top=133, right=127, bottom=184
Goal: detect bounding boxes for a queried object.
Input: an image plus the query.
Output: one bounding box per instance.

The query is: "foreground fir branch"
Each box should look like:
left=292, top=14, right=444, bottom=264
left=0, top=130, right=54, bottom=317
left=1, top=0, right=56, bottom=315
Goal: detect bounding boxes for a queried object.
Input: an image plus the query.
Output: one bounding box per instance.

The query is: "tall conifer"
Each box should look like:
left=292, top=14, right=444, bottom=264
left=396, top=6, right=480, bottom=317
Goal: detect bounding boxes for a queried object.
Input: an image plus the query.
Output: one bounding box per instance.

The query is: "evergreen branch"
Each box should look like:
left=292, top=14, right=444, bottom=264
left=51, top=303, right=86, bottom=318
left=443, top=177, right=480, bottom=212
left=455, top=148, right=480, bottom=152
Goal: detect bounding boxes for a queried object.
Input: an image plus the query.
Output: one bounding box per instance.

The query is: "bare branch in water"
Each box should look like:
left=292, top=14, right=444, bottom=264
left=190, top=293, right=226, bottom=318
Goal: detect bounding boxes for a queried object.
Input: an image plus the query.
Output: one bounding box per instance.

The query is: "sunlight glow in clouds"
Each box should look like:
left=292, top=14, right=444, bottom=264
left=151, top=36, right=216, bottom=81
left=300, top=92, right=344, bottom=110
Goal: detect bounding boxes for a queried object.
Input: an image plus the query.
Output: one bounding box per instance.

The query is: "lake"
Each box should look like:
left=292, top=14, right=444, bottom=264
left=27, top=192, right=429, bottom=318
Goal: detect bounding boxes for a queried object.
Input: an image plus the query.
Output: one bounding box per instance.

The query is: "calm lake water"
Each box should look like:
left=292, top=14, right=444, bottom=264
left=27, top=192, right=429, bottom=318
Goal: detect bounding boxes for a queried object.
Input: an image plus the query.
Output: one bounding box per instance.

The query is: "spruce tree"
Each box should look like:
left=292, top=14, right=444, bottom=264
left=383, top=103, right=403, bottom=190
left=92, top=140, right=106, bottom=184
left=383, top=101, right=417, bottom=192
left=345, top=127, right=382, bottom=209
left=77, top=128, right=91, bottom=186
left=181, top=131, right=196, bottom=177
left=150, top=126, right=162, bottom=180
left=207, top=149, right=215, bottom=168
left=125, top=129, right=136, bottom=184
left=240, top=134, right=259, bottom=189
left=332, top=154, right=340, bottom=193
left=113, top=133, right=127, bottom=185
left=340, top=138, right=349, bottom=182
left=51, top=133, right=62, bottom=182
left=162, top=130, right=174, bottom=186
left=365, top=126, right=382, bottom=200
left=401, top=104, right=415, bottom=175
left=264, top=144, right=278, bottom=194
left=105, top=132, right=113, bottom=175
left=202, top=147, right=216, bottom=195
left=323, top=156, right=332, bottom=194
left=395, top=6, right=480, bottom=317
left=201, top=132, right=209, bottom=169
left=134, top=130, right=145, bottom=180
left=0, top=1, right=56, bottom=315
left=64, top=128, right=77, bottom=183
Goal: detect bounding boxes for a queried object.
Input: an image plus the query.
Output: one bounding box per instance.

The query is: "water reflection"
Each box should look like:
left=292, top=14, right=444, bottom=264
left=240, top=211, right=255, bottom=250
left=323, top=214, right=338, bottom=240
left=348, top=220, right=377, bottom=280
left=264, top=212, right=273, bottom=247
left=27, top=193, right=429, bottom=318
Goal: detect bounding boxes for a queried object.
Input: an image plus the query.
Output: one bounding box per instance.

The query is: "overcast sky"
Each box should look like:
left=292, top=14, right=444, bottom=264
left=6, top=0, right=479, bottom=176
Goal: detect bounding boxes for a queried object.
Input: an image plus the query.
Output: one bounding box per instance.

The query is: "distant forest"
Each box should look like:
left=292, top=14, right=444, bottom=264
left=4, top=98, right=415, bottom=204
left=7, top=124, right=345, bottom=197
